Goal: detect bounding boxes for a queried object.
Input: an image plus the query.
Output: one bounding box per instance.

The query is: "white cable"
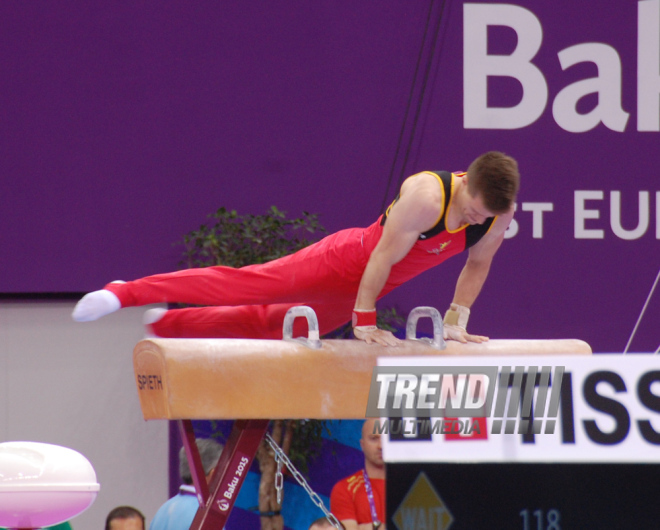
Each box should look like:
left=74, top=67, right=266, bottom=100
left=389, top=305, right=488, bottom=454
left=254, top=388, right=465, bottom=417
left=624, top=267, right=660, bottom=354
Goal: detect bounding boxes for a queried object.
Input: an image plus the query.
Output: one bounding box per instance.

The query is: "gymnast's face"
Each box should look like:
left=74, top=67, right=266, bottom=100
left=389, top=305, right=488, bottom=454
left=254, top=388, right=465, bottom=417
left=456, top=173, right=496, bottom=225
left=462, top=193, right=495, bottom=225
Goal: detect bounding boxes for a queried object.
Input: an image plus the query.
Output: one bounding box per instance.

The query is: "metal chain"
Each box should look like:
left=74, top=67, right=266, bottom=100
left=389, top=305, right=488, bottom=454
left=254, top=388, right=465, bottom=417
left=265, top=433, right=343, bottom=530
left=274, top=452, right=284, bottom=505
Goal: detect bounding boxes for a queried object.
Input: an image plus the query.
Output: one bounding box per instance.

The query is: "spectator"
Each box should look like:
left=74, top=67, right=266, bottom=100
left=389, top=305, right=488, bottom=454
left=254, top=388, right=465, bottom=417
left=149, top=438, right=224, bottom=530
left=330, top=419, right=385, bottom=530
left=105, top=506, right=145, bottom=530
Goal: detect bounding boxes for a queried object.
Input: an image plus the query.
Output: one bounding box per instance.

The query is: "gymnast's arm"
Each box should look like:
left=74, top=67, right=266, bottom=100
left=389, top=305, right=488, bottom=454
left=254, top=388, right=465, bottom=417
left=446, top=209, right=514, bottom=343
left=353, top=174, right=443, bottom=346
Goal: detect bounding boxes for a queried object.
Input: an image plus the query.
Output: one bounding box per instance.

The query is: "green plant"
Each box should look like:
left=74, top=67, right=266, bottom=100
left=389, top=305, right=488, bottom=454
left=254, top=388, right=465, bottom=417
left=180, top=206, right=326, bottom=269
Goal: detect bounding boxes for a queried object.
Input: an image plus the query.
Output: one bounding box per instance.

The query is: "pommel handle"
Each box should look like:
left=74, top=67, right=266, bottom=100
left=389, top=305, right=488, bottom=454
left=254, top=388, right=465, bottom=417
left=282, top=306, right=322, bottom=349
left=405, top=306, right=446, bottom=350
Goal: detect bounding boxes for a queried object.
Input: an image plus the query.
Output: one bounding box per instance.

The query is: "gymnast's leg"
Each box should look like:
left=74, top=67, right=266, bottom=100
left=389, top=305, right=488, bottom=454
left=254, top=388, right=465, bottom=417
left=72, top=227, right=367, bottom=322
left=143, top=302, right=354, bottom=339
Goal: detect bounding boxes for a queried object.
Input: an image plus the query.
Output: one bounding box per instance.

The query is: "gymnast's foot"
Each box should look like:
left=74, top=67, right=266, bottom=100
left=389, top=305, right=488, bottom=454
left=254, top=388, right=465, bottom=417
left=71, top=285, right=123, bottom=322
left=143, top=308, right=167, bottom=337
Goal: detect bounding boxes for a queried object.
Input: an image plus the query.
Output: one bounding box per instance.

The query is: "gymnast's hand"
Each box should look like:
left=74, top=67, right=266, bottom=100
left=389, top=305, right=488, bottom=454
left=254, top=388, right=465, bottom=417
left=443, top=323, right=488, bottom=344
left=442, top=303, right=488, bottom=343
left=353, top=326, right=402, bottom=347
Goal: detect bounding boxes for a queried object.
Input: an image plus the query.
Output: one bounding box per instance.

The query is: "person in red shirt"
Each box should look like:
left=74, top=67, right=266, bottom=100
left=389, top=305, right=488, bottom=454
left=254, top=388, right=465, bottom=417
left=330, top=419, right=385, bottom=530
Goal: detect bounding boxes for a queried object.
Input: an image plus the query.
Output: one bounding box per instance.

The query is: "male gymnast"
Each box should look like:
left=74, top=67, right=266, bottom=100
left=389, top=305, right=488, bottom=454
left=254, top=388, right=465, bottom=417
left=73, top=151, right=519, bottom=347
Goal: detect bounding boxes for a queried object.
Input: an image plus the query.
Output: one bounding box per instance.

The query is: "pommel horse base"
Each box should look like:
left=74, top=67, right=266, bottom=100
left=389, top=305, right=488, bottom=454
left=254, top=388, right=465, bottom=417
left=132, top=307, right=591, bottom=529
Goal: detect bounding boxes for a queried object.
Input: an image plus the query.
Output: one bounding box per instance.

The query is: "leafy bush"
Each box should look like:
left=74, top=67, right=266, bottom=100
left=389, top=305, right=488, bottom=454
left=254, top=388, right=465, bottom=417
left=180, top=206, right=326, bottom=268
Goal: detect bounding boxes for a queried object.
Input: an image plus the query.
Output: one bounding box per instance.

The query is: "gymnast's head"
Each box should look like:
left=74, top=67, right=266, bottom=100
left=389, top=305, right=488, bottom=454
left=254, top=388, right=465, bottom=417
left=466, top=151, right=520, bottom=215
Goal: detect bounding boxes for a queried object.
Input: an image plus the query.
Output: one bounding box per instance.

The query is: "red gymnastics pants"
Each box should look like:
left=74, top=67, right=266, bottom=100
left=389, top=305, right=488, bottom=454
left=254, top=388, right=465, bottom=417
left=105, top=223, right=386, bottom=339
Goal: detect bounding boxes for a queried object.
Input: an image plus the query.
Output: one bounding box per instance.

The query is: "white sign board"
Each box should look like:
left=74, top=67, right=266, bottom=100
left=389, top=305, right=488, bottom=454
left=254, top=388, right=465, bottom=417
left=378, top=354, right=660, bottom=462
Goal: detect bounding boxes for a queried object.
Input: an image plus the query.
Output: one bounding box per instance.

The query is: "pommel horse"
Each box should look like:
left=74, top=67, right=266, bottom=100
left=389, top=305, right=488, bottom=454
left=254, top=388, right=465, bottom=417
left=132, top=307, right=591, bottom=529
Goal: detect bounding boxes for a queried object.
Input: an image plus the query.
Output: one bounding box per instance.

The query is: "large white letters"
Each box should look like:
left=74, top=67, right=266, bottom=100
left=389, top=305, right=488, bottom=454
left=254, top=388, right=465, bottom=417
left=553, top=44, right=629, bottom=132
left=522, top=202, right=554, bottom=238
left=463, top=4, right=547, bottom=129
left=574, top=190, right=658, bottom=239
left=638, top=0, right=660, bottom=131
left=506, top=193, right=658, bottom=240
left=464, top=1, right=660, bottom=132
left=610, top=191, right=650, bottom=240
left=657, top=191, right=660, bottom=238
left=575, top=191, right=605, bottom=239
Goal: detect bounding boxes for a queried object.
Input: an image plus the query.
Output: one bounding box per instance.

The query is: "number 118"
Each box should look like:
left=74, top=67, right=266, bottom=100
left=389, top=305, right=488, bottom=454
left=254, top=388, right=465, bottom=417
left=519, top=508, right=561, bottom=530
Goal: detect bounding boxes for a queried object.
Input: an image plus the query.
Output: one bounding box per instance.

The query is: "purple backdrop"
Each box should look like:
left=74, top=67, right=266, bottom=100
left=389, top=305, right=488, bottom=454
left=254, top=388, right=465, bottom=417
left=1, top=1, right=658, bottom=352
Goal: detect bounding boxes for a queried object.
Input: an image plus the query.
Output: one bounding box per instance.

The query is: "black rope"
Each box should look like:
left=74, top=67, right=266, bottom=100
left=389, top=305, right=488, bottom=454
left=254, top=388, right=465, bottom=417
left=410, top=0, right=450, bottom=173
left=379, top=0, right=448, bottom=213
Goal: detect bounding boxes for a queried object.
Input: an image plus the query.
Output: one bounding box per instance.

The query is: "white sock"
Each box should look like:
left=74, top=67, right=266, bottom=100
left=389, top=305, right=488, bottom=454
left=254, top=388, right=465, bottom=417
left=143, top=308, right=167, bottom=338
left=143, top=308, right=167, bottom=325
left=72, top=289, right=121, bottom=322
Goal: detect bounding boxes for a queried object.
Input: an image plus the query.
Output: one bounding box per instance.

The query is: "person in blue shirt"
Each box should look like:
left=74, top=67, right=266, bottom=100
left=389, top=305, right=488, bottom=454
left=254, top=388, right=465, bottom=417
left=149, top=438, right=223, bottom=530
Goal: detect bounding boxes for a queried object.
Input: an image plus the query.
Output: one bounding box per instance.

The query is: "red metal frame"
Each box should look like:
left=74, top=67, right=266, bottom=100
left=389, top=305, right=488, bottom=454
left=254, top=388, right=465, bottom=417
left=179, top=419, right=270, bottom=529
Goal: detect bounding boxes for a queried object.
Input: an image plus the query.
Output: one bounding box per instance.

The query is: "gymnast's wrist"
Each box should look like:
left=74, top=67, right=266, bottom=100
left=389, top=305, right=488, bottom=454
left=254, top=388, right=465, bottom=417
left=443, top=303, right=470, bottom=330
left=352, top=308, right=377, bottom=330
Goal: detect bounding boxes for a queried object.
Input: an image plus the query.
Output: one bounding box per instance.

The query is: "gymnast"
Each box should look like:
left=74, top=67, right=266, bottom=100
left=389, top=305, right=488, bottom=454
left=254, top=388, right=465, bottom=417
left=73, top=151, right=519, bottom=347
